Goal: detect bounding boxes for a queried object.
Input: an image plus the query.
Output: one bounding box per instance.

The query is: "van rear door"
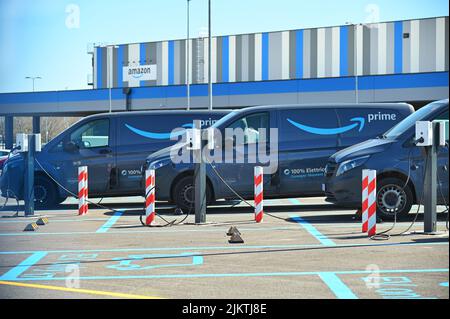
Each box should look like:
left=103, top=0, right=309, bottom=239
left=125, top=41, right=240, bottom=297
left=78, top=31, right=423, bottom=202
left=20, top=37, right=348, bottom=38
left=114, top=114, right=183, bottom=194
left=277, top=108, right=339, bottom=196
left=53, top=118, right=114, bottom=196
left=113, top=113, right=225, bottom=195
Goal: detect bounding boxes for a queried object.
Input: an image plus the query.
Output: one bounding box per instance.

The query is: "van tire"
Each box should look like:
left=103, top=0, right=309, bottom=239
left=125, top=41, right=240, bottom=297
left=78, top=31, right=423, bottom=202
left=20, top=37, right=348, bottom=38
left=376, top=177, right=414, bottom=220
left=173, top=176, right=212, bottom=213
left=34, top=176, right=58, bottom=209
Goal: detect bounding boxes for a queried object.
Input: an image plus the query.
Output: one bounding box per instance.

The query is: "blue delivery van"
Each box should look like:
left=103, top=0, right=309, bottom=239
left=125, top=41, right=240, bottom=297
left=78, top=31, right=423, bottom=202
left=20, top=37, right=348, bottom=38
left=0, top=110, right=229, bottom=208
left=324, top=99, right=449, bottom=219
left=144, top=103, right=414, bottom=211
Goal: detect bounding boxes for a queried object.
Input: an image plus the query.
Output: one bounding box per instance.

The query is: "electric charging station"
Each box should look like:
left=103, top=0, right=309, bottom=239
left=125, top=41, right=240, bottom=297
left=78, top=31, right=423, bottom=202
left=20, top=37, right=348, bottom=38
left=415, top=121, right=447, bottom=234
left=191, top=120, right=206, bottom=224
left=16, top=133, right=41, bottom=217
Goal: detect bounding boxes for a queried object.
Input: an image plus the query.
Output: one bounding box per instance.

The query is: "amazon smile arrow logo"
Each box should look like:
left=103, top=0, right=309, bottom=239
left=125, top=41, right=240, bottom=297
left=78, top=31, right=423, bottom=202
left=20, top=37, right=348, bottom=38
left=287, top=117, right=365, bottom=135
left=125, top=123, right=193, bottom=140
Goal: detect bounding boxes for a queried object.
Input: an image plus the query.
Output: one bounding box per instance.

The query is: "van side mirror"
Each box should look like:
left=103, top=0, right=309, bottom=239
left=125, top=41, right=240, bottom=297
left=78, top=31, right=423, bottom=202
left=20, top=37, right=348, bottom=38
left=64, top=141, right=79, bottom=153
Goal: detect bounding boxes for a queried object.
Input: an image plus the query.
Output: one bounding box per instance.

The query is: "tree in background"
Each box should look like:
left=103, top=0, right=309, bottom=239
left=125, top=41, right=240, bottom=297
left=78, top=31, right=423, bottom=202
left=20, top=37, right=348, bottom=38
left=1, top=116, right=80, bottom=147
left=41, top=117, right=80, bottom=143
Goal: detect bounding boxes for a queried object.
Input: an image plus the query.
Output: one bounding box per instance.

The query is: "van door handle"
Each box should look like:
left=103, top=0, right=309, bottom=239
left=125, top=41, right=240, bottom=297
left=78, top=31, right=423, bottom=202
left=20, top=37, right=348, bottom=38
left=99, top=149, right=112, bottom=155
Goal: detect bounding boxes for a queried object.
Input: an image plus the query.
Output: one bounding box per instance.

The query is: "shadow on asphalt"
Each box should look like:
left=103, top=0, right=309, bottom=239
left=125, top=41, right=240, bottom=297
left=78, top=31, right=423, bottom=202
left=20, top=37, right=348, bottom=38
left=2, top=201, right=448, bottom=226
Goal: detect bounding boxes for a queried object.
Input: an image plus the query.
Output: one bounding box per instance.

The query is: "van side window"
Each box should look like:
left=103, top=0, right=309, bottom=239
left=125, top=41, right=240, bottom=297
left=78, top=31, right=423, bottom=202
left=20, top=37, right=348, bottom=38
left=70, top=119, right=109, bottom=149
left=227, top=112, right=269, bottom=144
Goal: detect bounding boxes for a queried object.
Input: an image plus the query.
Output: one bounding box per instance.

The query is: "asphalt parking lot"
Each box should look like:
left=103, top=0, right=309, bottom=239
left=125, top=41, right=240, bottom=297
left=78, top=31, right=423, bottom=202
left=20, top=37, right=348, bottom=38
left=0, top=196, right=448, bottom=299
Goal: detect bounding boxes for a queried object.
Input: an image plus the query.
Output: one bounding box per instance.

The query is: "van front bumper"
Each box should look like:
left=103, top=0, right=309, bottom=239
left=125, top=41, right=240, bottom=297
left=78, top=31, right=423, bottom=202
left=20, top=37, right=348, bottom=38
left=324, top=168, right=362, bottom=209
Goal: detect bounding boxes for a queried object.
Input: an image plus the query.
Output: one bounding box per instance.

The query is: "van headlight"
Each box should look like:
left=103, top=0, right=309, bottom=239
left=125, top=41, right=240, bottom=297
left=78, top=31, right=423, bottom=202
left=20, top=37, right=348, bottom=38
left=336, top=156, right=370, bottom=177
left=149, top=158, right=172, bottom=170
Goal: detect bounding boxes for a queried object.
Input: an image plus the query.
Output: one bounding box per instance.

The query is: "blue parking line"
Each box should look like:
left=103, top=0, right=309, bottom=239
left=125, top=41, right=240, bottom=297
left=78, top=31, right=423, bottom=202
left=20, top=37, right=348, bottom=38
left=319, top=272, right=358, bottom=299
left=3, top=268, right=447, bottom=282
left=96, top=211, right=123, bottom=233
left=0, top=252, right=47, bottom=281
left=290, top=214, right=336, bottom=246
left=0, top=241, right=447, bottom=255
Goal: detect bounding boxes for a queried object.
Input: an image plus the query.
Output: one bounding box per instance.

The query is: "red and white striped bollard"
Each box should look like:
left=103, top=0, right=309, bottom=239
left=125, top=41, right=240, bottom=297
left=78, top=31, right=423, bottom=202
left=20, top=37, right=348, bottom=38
left=78, top=166, right=88, bottom=216
left=254, top=166, right=263, bottom=223
left=145, top=168, right=156, bottom=225
left=362, top=169, right=377, bottom=236
left=361, top=170, right=369, bottom=233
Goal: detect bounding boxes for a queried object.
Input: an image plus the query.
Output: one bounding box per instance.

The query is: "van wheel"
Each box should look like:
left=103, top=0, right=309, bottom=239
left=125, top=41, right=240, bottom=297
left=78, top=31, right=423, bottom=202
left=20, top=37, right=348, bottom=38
left=173, top=176, right=212, bottom=213
left=34, top=177, right=58, bottom=209
left=376, top=177, right=413, bottom=220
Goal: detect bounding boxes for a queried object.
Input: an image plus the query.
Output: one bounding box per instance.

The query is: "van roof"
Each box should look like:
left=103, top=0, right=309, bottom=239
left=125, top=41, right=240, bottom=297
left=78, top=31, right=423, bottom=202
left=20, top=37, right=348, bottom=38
left=84, top=109, right=232, bottom=120
left=237, top=102, right=414, bottom=113
left=83, top=102, right=415, bottom=121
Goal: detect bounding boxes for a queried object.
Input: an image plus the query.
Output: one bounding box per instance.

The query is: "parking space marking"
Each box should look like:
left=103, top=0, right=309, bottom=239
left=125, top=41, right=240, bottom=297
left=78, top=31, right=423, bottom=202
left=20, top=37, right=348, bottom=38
left=106, top=252, right=204, bottom=271
left=0, top=281, right=162, bottom=299
left=290, top=215, right=336, bottom=246
left=0, top=266, right=446, bottom=282
left=318, top=272, right=358, bottom=299
left=0, top=240, right=447, bottom=255
left=0, top=218, right=111, bottom=224
left=96, top=211, right=123, bottom=233
left=0, top=252, right=47, bottom=281
left=0, top=225, right=301, bottom=237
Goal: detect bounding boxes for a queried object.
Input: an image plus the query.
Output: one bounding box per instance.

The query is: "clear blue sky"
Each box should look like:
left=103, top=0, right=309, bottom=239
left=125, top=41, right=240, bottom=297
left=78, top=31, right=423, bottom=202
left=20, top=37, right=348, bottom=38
left=0, top=0, right=448, bottom=93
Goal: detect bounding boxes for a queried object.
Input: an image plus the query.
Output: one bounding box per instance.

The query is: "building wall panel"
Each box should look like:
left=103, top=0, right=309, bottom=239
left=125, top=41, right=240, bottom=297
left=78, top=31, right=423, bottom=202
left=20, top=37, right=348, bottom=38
left=93, top=17, right=449, bottom=89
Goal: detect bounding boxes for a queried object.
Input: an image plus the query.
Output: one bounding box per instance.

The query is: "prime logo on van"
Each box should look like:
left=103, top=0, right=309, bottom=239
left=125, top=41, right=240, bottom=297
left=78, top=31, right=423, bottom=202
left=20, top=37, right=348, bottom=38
left=368, top=112, right=397, bottom=123
left=287, top=117, right=365, bottom=135
left=287, top=113, right=398, bottom=136
left=125, top=119, right=217, bottom=140
left=125, top=123, right=193, bottom=140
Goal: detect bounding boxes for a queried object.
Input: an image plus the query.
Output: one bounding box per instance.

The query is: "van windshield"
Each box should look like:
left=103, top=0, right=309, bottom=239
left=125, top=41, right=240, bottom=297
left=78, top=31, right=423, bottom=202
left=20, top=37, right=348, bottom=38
left=383, top=100, right=447, bottom=140
left=211, top=111, right=238, bottom=128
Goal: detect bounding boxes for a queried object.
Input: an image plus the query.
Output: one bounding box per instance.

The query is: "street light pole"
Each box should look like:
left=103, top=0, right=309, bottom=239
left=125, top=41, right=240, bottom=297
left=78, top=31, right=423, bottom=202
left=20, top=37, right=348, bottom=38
left=354, top=23, right=359, bottom=104
left=345, top=22, right=360, bottom=103
left=25, top=76, right=42, bottom=92
left=108, top=46, right=113, bottom=113
left=208, top=0, right=212, bottom=110
left=107, top=45, right=119, bottom=113
left=187, top=0, right=191, bottom=110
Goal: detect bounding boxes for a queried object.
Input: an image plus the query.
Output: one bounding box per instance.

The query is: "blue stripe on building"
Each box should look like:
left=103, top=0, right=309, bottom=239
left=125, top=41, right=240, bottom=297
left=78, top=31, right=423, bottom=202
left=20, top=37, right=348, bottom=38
left=0, top=72, right=447, bottom=105
left=140, top=43, right=147, bottom=86
left=340, top=26, right=349, bottom=77
left=262, top=33, right=269, bottom=81
left=96, top=47, right=102, bottom=88
left=394, top=21, right=403, bottom=74
left=296, top=30, right=304, bottom=79
left=222, top=36, right=229, bottom=82
left=168, top=41, right=175, bottom=85
left=117, top=45, right=124, bottom=87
